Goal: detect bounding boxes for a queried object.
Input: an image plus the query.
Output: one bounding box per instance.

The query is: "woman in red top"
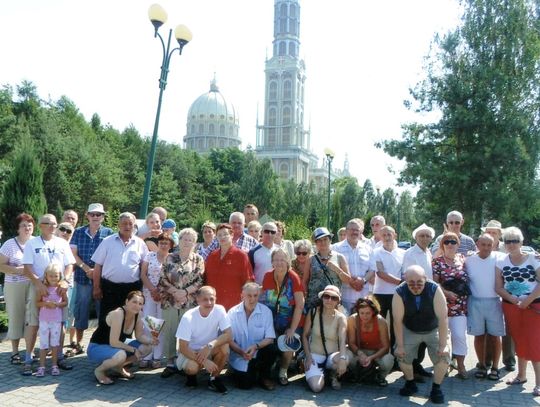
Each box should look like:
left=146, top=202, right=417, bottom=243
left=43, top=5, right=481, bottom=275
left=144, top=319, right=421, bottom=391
left=347, top=296, right=394, bottom=386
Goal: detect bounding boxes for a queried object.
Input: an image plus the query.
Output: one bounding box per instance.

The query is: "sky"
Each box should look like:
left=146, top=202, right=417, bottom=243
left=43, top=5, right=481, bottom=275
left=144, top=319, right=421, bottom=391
left=0, top=0, right=462, bottom=192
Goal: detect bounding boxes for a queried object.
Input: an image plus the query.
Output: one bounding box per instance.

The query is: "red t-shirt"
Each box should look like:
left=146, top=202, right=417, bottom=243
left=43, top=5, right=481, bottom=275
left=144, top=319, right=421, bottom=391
left=205, top=245, right=254, bottom=310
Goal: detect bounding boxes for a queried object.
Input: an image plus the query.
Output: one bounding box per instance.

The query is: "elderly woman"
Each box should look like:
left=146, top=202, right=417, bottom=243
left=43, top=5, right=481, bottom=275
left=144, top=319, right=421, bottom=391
left=196, top=221, right=216, bottom=257
left=261, top=248, right=305, bottom=385
left=292, top=239, right=312, bottom=290
left=159, top=227, right=204, bottom=378
left=139, top=233, right=174, bottom=369
left=305, top=227, right=351, bottom=311
left=0, top=213, right=34, bottom=364
left=143, top=213, right=162, bottom=252
left=495, top=227, right=540, bottom=397
left=347, top=296, right=394, bottom=386
left=88, top=290, right=157, bottom=385
left=246, top=220, right=262, bottom=241
left=432, top=231, right=470, bottom=379
left=302, top=285, right=349, bottom=392
left=275, top=221, right=295, bottom=260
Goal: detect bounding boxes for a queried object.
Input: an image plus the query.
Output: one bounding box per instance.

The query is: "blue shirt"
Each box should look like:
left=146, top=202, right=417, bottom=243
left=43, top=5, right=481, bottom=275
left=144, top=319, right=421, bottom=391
left=70, top=225, right=114, bottom=285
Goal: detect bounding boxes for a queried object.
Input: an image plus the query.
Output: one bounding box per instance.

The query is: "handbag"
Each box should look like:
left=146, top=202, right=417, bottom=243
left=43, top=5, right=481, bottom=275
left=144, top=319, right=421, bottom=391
left=441, top=278, right=471, bottom=297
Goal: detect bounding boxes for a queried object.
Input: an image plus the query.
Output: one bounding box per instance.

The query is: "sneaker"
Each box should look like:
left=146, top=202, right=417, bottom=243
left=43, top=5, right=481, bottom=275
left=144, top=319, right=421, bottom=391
left=36, top=367, right=46, bottom=377
left=399, top=381, right=418, bottom=396
left=51, top=365, right=60, bottom=376
left=186, top=374, right=198, bottom=388
left=208, top=377, right=228, bottom=394
left=430, top=388, right=445, bottom=404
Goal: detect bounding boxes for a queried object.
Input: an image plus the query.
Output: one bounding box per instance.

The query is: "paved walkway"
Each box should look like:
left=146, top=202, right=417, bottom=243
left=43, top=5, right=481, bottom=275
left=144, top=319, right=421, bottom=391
left=0, top=327, right=538, bottom=407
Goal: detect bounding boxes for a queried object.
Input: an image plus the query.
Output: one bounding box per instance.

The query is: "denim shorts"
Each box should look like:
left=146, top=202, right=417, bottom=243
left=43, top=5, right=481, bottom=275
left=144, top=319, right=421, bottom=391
left=87, top=340, right=141, bottom=364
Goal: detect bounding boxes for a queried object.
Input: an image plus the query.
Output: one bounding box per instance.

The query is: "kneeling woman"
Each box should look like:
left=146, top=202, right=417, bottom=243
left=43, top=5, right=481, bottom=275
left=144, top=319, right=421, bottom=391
left=88, top=291, right=158, bottom=385
left=302, top=285, right=349, bottom=392
left=347, top=296, right=394, bottom=386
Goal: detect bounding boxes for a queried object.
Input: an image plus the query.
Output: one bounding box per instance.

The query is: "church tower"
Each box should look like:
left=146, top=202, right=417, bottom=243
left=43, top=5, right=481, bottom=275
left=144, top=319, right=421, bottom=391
left=255, top=0, right=317, bottom=183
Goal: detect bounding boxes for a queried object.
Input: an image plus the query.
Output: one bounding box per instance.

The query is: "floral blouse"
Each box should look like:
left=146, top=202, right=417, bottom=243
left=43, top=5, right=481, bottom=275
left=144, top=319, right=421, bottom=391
left=159, top=251, right=204, bottom=310
left=432, top=254, right=468, bottom=317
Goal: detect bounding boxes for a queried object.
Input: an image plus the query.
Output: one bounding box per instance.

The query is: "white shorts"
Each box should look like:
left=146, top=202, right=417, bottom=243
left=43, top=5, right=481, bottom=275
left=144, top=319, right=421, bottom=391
left=305, top=352, right=341, bottom=379
left=39, top=321, right=62, bottom=349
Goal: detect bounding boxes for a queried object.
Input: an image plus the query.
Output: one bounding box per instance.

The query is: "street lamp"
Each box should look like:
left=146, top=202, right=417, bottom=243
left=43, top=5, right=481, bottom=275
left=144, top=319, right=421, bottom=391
left=324, top=148, right=335, bottom=229
left=139, top=4, right=193, bottom=218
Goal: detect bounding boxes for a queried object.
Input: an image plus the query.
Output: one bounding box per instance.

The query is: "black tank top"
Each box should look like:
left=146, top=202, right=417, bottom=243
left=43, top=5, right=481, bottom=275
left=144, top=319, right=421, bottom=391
left=90, top=307, right=138, bottom=345
left=396, top=280, right=438, bottom=333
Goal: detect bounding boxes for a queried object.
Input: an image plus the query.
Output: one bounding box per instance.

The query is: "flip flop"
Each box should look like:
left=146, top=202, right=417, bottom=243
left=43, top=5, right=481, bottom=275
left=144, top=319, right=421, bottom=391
left=506, top=377, right=527, bottom=385
left=10, top=353, right=22, bottom=365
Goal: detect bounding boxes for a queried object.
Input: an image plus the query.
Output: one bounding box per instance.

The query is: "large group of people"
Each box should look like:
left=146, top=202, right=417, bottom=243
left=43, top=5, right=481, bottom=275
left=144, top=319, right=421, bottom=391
left=1, top=204, right=539, bottom=402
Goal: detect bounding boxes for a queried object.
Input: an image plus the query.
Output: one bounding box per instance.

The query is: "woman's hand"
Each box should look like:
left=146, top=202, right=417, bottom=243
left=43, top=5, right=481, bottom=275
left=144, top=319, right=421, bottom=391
left=285, top=328, right=295, bottom=342
left=172, top=289, right=187, bottom=305
left=361, top=355, right=374, bottom=368
left=336, top=358, right=347, bottom=376
left=150, top=287, right=161, bottom=302
left=444, top=290, right=457, bottom=301
left=305, top=355, right=313, bottom=371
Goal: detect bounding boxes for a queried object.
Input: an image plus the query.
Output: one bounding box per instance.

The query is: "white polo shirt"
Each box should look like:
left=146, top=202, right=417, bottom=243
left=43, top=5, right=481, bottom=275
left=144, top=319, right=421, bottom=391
left=373, top=245, right=405, bottom=294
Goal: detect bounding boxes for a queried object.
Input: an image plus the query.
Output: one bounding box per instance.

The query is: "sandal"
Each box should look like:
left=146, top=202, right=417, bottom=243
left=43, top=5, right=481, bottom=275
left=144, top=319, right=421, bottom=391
left=534, top=386, right=540, bottom=397
left=474, top=368, right=487, bottom=379
left=151, top=359, right=161, bottom=369
left=278, top=373, right=289, bottom=386
left=51, top=365, right=60, bottom=376
left=10, top=353, right=22, bottom=365
left=506, top=377, right=527, bottom=385
left=487, top=369, right=500, bottom=381
left=73, top=343, right=85, bottom=355
left=36, top=367, right=46, bottom=377
left=22, top=364, right=33, bottom=376
left=456, top=370, right=468, bottom=380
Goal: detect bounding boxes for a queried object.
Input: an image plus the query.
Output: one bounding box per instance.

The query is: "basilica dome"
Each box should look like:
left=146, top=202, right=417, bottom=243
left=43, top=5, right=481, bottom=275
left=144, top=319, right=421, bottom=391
left=184, top=78, right=240, bottom=153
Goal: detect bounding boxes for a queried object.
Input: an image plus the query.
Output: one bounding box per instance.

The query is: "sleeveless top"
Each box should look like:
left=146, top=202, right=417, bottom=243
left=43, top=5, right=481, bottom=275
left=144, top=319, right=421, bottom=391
left=90, top=307, right=138, bottom=345
left=357, top=315, right=382, bottom=351
left=309, top=308, right=342, bottom=355
left=396, top=280, right=438, bottom=333
left=306, top=252, right=343, bottom=310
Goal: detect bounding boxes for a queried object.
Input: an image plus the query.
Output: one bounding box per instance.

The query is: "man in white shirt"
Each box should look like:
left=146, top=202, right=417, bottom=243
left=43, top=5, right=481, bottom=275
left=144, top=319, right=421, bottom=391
left=176, top=286, right=232, bottom=394
left=401, top=223, right=435, bottom=379
left=248, top=222, right=278, bottom=284
left=467, top=234, right=505, bottom=380
left=228, top=282, right=276, bottom=390
left=22, top=214, right=76, bottom=374
left=373, top=226, right=405, bottom=349
left=333, top=218, right=374, bottom=313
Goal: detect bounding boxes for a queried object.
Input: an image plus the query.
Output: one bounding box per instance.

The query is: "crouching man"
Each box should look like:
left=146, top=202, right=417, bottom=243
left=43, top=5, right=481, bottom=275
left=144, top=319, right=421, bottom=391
left=176, top=286, right=231, bottom=394
left=228, top=282, right=277, bottom=390
left=393, top=265, right=450, bottom=404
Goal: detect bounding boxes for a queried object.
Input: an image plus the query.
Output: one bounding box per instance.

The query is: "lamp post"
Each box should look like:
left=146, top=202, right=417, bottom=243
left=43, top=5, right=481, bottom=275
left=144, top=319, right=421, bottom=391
left=324, top=148, right=335, bottom=229
left=139, top=4, right=192, bottom=219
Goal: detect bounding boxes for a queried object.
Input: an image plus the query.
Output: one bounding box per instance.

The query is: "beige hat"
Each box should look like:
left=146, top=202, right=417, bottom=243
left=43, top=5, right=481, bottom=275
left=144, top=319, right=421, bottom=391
left=318, top=284, right=341, bottom=300
left=481, top=219, right=502, bottom=232
left=87, top=203, right=105, bottom=213
left=412, top=223, right=435, bottom=240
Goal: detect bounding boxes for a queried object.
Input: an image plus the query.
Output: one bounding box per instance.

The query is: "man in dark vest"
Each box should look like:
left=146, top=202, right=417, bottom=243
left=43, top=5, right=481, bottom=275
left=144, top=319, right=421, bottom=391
left=392, top=265, right=449, bottom=404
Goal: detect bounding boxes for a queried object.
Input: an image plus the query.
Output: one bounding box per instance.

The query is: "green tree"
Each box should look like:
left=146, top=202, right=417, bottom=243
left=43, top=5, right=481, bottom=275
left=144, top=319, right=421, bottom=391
left=0, top=139, right=47, bottom=239
left=379, top=0, right=540, bottom=236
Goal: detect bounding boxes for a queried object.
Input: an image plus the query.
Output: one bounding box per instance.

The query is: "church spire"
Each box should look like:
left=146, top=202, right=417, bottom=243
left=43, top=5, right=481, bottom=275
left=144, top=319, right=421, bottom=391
left=273, top=0, right=301, bottom=59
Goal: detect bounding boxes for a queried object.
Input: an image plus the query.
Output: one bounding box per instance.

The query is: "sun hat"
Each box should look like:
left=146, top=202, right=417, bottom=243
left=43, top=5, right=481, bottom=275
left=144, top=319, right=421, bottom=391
left=481, top=219, right=502, bottom=232
left=277, top=333, right=302, bottom=352
left=312, top=227, right=333, bottom=241
left=317, top=284, right=341, bottom=300
left=412, top=223, right=435, bottom=240
left=87, top=203, right=105, bottom=214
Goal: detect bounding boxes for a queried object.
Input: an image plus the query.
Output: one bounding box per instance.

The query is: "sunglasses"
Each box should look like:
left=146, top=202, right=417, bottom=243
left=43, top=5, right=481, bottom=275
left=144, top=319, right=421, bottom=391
left=263, top=230, right=276, bottom=234
left=447, top=221, right=461, bottom=225
left=59, top=226, right=73, bottom=234
left=504, top=239, right=520, bottom=245
left=40, top=222, right=57, bottom=227
left=89, top=213, right=103, bottom=217
left=322, top=294, right=339, bottom=301
left=443, top=240, right=458, bottom=245
left=296, top=251, right=309, bottom=256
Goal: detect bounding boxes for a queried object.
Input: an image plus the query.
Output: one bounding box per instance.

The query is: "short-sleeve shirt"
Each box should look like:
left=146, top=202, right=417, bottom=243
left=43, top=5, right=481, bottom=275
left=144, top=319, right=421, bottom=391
left=465, top=253, right=498, bottom=298
left=227, top=302, right=276, bottom=372
left=261, top=269, right=303, bottom=334
left=496, top=254, right=540, bottom=299
left=333, top=240, right=373, bottom=301
left=432, top=233, right=476, bottom=256
left=39, top=286, right=63, bottom=323
left=0, top=238, right=30, bottom=283
left=248, top=243, right=278, bottom=284
left=205, top=246, right=254, bottom=311
left=176, top=304, right=230, bottom=352
left=22, top=236, right=75, bottom=279
left=160, top=252, right=204, bottom=309
left=91, top=234, right=148, bottom=283
left=70, top=225, right=114, bottom=285
left=373, top=245, right=405, bottom=294
left=402, top=244, right=433, bottom=279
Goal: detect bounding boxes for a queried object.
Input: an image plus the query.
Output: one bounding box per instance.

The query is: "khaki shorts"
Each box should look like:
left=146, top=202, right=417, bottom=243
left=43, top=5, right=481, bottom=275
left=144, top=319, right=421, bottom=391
left=400, top=326, right=450, bottom=365
left=26, top=284, right=39, bottom=327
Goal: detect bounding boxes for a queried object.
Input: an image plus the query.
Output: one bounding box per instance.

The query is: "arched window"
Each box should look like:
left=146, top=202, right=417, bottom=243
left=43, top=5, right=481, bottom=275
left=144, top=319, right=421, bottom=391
left=219, top=138, right=225, bottom=148
left=268, top=128, right=276, bottom=146
left=208, top=124, right=215, bottom=135
left=198, top=124, right=204, bottom=135
left=283, top=106, right=291, bottom=125
left=198, top=139, right=204, bottom=149
left=279, top=162, right=289, bottom=178
left=220, top=124, right=225, bottom=136
left=269, top=108, right=277, bottom=126
left=229, top=125, right=234, bottom=136
left=289, top=42, right=296, bottom=57
left=282, top=128, right=290, bottom=145
left=283, top=80, right=292, bottom=100
left=190, top=124, right=195, bottom=134
left=279, top=42, right=286, bottom=56
left=269, top=81, right=277, bottom=100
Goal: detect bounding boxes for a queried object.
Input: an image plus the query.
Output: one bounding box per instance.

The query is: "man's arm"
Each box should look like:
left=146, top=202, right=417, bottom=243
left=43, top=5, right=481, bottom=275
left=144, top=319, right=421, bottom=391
left=92, top=263, right=103, bottom=300
left=392, top=293, right=405, bottom=358
left=433, top=287, right=449, bottom=352
left=376, top=261, right=402, bottom=285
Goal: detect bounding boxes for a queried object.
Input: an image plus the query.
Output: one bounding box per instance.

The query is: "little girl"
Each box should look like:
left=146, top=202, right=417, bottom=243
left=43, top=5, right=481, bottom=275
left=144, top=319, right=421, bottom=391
left=36, top=263, right=67, bottom=377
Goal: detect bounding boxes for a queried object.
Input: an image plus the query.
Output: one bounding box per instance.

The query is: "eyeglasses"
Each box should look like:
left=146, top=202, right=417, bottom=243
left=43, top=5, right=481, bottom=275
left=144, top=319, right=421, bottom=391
left=296, top=251, right=309, bottom=256
left=447, top=221, right=461, bottom=225
left=322, top=294, right=339, bottom=301
left=58, top=226, right=73, bottom=234
left=407, top=279, right=425, bottom=286
left=443, top=240, right=458, bottom=245
left=504, top=239, right=521, bottom=245
left=263, top=230, right=276, bottom=235
left=89, top=213, right=103, bottom=217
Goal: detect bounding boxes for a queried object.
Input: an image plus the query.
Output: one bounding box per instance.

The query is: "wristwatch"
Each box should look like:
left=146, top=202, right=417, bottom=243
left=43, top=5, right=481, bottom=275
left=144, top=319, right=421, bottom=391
left=339, top=355, right=347, bottom=360
left=207, top=343, right=214, bottom=350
